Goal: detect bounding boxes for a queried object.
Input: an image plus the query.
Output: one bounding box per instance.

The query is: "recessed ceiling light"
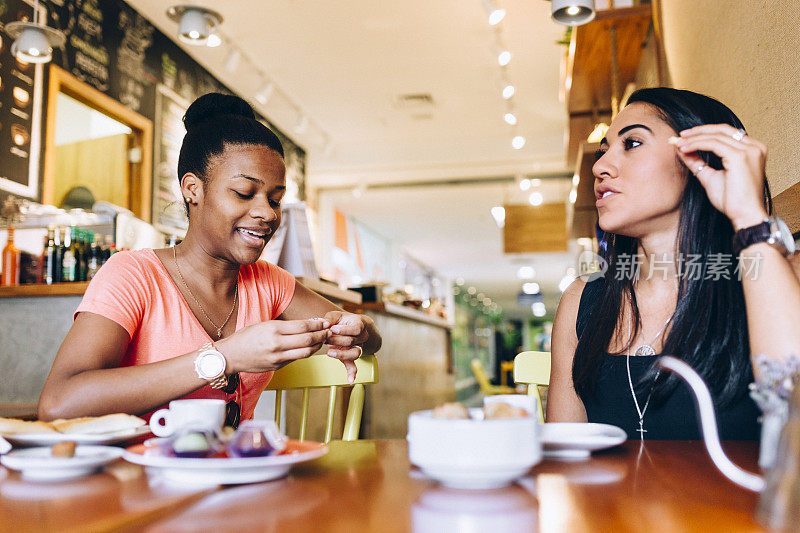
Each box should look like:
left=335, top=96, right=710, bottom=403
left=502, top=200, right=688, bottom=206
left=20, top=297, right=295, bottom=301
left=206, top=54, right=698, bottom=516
left=502, top=84, right=515, bottom=99
left=529, top=191, right=543, bottom=206
left=512, top=135, right=526, bottom=149
left=504, top=113, right=517, bottom=125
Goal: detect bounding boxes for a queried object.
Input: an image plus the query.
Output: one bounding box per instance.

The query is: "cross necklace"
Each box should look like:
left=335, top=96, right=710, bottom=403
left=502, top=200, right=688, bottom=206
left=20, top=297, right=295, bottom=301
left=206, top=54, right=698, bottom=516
left=625, top=291, right=671, bottom=439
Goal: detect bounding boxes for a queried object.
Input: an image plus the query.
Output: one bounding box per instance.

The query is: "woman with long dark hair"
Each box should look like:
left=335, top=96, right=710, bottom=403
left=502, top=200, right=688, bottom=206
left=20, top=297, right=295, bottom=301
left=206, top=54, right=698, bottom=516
left=38, top=93, right=381, bottom=426
left=548, top=87, right=800, bottom=439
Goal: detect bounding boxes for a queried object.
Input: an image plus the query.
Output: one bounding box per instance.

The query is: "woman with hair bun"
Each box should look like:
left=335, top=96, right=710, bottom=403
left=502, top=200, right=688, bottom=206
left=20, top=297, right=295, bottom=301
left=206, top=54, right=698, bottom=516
left=39, top=93, right=381, bottom=427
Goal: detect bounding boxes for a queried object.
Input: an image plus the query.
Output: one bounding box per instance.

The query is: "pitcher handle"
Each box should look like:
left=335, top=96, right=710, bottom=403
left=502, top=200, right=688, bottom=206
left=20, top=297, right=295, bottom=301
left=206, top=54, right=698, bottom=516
left=657, top=356, right=765, bottom=492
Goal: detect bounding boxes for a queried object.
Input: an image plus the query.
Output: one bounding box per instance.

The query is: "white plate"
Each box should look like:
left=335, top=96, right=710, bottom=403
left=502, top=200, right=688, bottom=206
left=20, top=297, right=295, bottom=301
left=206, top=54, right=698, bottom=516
left=0, top=445, right=124, bottom=481
left=123, top=440, right=328, bottom=485
left=541, top=423, right=627, bottom=459
left=4, top=425, right=151, bottom=446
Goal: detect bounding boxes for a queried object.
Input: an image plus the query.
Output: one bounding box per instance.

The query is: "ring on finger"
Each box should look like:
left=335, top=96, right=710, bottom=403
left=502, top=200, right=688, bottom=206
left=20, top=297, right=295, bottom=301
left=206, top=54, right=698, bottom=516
left=731, top=129, right=746, bottom=142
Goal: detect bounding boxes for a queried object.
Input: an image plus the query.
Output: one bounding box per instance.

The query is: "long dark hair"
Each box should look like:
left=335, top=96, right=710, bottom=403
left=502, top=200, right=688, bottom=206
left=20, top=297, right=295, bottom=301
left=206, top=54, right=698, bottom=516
left=178, top=93, right=284, bottom=214
left=572, top=87, right=772, bottom=406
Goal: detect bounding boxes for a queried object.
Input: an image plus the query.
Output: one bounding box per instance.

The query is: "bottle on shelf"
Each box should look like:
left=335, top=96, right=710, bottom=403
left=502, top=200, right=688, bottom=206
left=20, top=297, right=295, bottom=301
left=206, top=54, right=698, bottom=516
left=61, top=226, right=77, bottom=282
left=1, top=227, right=20, bottom=287
left=87, top=233, right=102, bottom=280
left=76, top=229, right=88, bottom=282
left=42, top=225, right=57, bottom=285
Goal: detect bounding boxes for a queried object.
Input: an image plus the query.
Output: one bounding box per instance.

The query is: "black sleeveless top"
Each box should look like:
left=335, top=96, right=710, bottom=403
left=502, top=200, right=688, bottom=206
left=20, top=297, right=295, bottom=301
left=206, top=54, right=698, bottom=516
left=576, top=278, right=760, bottom=440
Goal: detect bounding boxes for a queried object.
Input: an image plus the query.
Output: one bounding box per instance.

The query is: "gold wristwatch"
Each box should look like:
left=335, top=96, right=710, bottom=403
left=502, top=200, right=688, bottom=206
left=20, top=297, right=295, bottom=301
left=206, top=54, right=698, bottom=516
left=194, top=342, right=228, bottom=389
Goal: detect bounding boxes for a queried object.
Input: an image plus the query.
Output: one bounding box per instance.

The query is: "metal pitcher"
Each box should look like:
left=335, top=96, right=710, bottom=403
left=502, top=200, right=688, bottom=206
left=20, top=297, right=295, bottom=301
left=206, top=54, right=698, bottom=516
left=657, top=356, right=800, bottom=531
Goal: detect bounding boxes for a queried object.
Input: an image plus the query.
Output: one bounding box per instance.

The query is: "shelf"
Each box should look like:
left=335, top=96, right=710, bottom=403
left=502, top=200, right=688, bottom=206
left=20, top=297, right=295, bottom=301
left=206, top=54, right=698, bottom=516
left=565, top=5, right=652, bottom=162
left=296, top=277, right=362, bottom=305
left=0, top=282, right=89, bottom=298
left=570, top=142, right=601, bottom=239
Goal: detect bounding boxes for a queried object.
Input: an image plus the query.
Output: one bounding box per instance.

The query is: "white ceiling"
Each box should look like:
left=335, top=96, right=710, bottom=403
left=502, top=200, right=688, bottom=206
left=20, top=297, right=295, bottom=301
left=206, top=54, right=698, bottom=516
left=125, top=0, right=579, bottom=318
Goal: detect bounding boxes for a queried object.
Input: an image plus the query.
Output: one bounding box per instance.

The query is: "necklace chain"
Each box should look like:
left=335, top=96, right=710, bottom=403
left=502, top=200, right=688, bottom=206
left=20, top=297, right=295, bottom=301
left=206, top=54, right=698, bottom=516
left=173, top=246, right=237, bottom=339
left=626, top=289, right=669, bottom=439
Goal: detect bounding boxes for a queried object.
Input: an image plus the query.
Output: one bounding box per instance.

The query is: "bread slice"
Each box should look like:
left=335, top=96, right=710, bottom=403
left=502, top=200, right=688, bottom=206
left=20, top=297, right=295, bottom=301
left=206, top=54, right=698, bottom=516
left=0, top=417, right=58, bottom=435
left=51, top=413, right=146, bottom=435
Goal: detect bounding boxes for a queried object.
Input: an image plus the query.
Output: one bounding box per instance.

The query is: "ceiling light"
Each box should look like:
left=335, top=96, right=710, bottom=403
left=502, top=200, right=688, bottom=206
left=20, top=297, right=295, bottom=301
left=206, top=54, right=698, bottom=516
left=532, top=302, right=546, bottom=317
left=504, top=112, right=517, bottom=125
left=255, top=81, right=275, bottom=105
left=497, top=50, right=512, bottom=66
left=167, top=5, right=223, bottom=46
left=517, top=266, right=535, bottom=279
left=588, top=122, right=609, bottom=143
left=519, top=178, right=531, bottom=191
left=490, top=206, right=505, bottom=228
left=224, top=49, right=241, bottom=72
left=502, top=84, right=515, bottom=99
left=523, top=282, right=540, bottom=294
left=6, top=0, right=66, bottom=65
left=572, top=173, right=580, bottom=186
left=206, top=33, right=222, bottom=47
left=484, top=1, right=506, bottom=25
left=531, top=178, right=542, bottom=187
left=569, top=188, right=578, bottom=204
left=295, top=114, right=309, bottom=134
left=551, top=0, right=596, bottom=26
left=529, top=191, right=543, bottom=206
left=512, top=135, right=526, bottom=149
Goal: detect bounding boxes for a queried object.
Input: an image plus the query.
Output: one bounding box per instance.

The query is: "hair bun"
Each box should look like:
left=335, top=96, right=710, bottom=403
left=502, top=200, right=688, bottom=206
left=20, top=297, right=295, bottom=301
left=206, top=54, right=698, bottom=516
left=183, top=93, right=256, bottom=131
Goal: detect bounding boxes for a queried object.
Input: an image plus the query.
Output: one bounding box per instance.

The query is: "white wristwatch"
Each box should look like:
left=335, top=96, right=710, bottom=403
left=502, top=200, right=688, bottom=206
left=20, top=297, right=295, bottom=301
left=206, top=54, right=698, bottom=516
left=195, top=342, right=228, bottom=389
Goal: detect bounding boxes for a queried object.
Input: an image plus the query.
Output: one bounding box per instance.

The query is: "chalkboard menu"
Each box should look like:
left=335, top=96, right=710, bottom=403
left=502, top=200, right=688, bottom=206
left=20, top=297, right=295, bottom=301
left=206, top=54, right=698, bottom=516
left=0, top=0, right=306, bottom=230
left=0, top=0, right=45, bottom=199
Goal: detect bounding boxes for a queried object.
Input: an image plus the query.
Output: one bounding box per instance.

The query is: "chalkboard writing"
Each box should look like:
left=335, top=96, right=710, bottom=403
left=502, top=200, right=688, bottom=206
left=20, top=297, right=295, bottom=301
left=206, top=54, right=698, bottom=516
left=0, top=0, right=44, bottom=199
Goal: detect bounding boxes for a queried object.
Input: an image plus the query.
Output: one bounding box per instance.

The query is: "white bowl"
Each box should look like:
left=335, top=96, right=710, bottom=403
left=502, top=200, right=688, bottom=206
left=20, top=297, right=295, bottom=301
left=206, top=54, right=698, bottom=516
left=407, top=408, right=541, bottom=489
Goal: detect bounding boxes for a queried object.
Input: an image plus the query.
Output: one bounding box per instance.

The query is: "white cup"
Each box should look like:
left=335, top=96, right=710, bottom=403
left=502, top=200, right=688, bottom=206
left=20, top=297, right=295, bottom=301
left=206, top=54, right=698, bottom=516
left=150, top=399, right=226, bottom=437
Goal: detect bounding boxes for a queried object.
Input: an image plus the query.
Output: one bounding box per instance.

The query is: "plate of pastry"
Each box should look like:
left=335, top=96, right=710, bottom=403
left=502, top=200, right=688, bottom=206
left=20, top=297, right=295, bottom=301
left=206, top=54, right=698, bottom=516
left=0, top=414, right=150, bottom=446
left=1, top=443, right=123, bottom=481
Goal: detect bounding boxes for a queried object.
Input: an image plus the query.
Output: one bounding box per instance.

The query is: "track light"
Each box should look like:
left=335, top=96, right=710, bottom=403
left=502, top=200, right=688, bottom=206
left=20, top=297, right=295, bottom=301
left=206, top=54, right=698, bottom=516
left=550, top=0, right=595, bottom=26
left=255, top=81, right=275, bottom=105
left=167, top=5, right=223, bottom=46
left=483, top=1, right=506, bottom=26
left=6, top=0, right=65, bottom=64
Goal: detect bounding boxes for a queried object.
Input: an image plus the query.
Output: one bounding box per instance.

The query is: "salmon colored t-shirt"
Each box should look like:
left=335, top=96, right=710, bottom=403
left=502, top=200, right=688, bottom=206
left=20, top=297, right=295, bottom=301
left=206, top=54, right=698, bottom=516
left=74, top=248, right=296, bottom=421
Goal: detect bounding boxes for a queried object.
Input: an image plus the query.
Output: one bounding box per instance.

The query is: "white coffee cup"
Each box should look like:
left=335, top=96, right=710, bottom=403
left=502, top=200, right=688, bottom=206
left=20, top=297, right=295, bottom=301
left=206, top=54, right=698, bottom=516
left=150, top=399, right=226, bottom=437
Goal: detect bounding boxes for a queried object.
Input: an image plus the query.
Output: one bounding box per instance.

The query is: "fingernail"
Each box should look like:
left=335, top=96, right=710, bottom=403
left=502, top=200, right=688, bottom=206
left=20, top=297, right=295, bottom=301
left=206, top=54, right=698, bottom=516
left=348, top=375, right=355, bottom=385
left=331, top=326, right=341, bottom=334
left=668, top=136, right=680, bottom=145
left=328, top=350, right=337, bottom=357
left=322, top=321, right=331, bottom=329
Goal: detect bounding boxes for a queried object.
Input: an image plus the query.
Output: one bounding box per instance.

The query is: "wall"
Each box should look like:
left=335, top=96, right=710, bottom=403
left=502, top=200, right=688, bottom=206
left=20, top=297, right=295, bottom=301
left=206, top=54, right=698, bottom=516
left=659, top=0, right=800, bottom=197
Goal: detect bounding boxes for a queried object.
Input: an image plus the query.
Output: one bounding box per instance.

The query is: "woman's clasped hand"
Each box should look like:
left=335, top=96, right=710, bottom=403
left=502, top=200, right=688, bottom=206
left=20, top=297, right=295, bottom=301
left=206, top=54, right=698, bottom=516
left=214, top=312, right=370, bottom=383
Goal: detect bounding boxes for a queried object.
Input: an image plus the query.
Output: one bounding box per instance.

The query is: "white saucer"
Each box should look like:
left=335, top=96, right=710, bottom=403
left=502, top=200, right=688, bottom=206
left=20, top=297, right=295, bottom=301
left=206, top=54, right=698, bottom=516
left=541, top=423, right=627, bottom=459
left=0, top=445, right=124, bottom=481
left=5, top=425, right=151, bottom=446
left=123, top=440, right=327, bottom=486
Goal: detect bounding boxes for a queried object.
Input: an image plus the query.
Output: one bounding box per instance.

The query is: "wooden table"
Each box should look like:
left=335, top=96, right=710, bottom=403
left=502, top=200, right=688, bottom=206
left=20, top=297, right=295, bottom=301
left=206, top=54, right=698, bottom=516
left=0, top=440, right=766, bottom=532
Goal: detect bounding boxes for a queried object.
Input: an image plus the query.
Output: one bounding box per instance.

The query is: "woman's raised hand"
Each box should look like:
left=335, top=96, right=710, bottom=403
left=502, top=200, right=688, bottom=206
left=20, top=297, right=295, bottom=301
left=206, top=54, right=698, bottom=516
left=323, top=311, right=370, bottom=384
left=215, top=318, right=330, bottom=374
left=671, top=124, right=769, bottom=230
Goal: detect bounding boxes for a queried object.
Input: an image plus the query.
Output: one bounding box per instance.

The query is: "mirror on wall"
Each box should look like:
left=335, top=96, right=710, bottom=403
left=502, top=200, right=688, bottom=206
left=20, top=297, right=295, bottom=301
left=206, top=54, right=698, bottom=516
left=53, top=92, right=133, bottom=211
left=43, top=65, right=153, bottom=221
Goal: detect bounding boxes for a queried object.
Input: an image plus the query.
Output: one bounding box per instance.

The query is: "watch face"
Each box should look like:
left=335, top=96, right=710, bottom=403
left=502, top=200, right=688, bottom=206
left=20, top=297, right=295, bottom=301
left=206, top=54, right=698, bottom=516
left=198, top=351, right=225, bottom=378
left=774, top=217, right=796, bottom=254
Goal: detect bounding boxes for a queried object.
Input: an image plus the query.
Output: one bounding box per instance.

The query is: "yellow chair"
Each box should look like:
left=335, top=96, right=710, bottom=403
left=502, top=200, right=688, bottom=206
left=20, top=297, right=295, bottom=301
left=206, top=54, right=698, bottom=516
left=264, top=353, right=379, bottom=443
left=513, top=351, right=551, bottom=422
left=470, top=358, right=516, bottom=396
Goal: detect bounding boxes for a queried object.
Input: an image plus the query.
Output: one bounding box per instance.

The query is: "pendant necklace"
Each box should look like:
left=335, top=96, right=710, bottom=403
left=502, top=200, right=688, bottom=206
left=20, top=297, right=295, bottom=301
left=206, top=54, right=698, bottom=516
left=625, top=290, right=671, bottom=439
